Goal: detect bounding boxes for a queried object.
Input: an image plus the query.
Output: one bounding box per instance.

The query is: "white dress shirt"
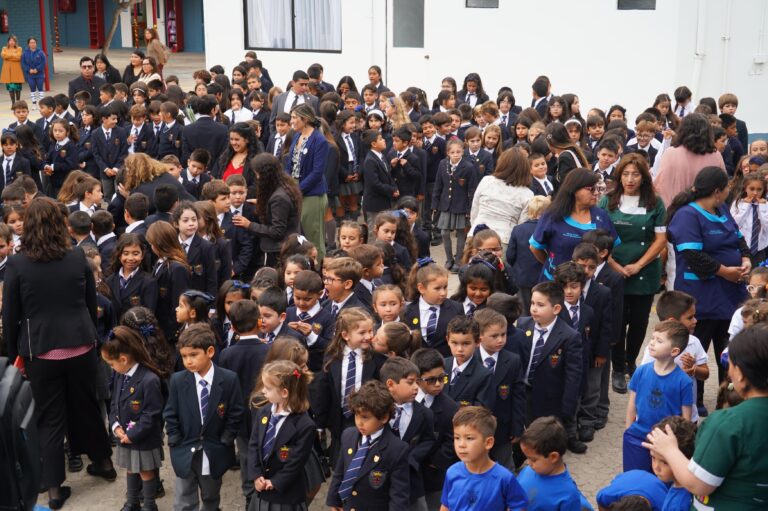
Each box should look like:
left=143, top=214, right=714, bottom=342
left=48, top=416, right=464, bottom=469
left=340, top=346, right=363, bottom=406
left=390, top=402, right=413, bottom=439
left=194, top=365, right=215, bottom=476
left=450, top=358, right=471, bottom=383
left=731, top=200, right=768, bottom=252
left=525, top=317, right=557, bottom=383
left=478, top=346, right=499, bottom=373
left=419, top=297, right=440, bottom=339
left=296, top=302, right=322, bottom=346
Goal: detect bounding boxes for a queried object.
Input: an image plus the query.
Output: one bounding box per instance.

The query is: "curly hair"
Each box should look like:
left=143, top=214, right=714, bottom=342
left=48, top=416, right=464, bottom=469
left=123, top=153, right=168, bottom=191
left=217, top=122, right=261, bottom=175
left=250, top=153, right=303, bottom=221
left=672, top=113, right=717, bottom=154
left=21, top=197, right=70, bottom=262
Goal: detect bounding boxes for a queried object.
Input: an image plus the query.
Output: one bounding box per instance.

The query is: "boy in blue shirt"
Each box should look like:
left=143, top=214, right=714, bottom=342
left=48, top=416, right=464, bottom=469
left=441, top=406, right=527, bottom=511
left=624, top=320, right=693, bottom=473
left=517, top=416, right=589, bottom=511
left=649, top=416, right=696, bottom=511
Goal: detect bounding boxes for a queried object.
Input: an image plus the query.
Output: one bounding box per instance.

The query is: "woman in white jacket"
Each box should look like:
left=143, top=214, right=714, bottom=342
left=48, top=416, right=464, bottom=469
left=470, top=147, right=533, bottom=252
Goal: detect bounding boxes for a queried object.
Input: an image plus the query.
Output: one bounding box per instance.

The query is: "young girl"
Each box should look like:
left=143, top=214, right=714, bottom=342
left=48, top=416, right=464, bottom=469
left=43, top=118, right=80, bottom=197
left=107, top=233, right=158, bottom=320
left=372, top=239, right=407, bottom=293
left=727, top=267, right=768, bottom=340
left=512, top=117, right=531, bottom=146
left=403, top=258, right=463, bottom=357
left=283, top=254, right=312, bottom=306
left=77, top=105, right=101, bottom=179
left=172, top=201, right=217, bottom=295
left=55, top=169, right=90, bottom=206
left=279, top=234, right=318, bottom=272
left=673, top=86, right=693, bottom=118
left=546, top=122, right=590, bottom=186
left=372, top=212, right=412, bottom=271
left=653, top=93, right=679, bottom=134
left=451, top=259, right=498, bottom=317
left=3, top=204, right=24, bottom=252
left=338, top=219, right=366, bottom=252
left=121, top=306, right=175, bottom=378
left=101, top=326, right=167, bottom=511
left=248, top=359, right=319, bottom=509
left=544, top=96, right=569, bottom=125
left=335, top=110, right=362, bottom=221
left=223, top=89, right=252, bottom=124
left=716, top=381, right=744, bottom=410
left=213, top=279, right=250, bottom=349
left=194, top=199, right=232, bottom=288
left=731, top=173, right=768, bottom=266
left=315, top=307, right=383, bottom=462
left=432, top=139, right=479, bottom=272
left=528, top=121, right=546, bottom=143
left=482, top=124, right=503, bottom=167
left=146, top=220, right=191, bottom=341
left=365, top=109, right=392, bottom=154
left=372, top=321, right=420, bottom=358
left=391, top=209, right=418, bottom=266
left=372, top=284, right=404, bottom=325
left=175, top=289, right=216, bottom=336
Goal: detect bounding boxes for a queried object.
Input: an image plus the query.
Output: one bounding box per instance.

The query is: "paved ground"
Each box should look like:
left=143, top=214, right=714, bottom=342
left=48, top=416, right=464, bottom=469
left=28, top=49, right=723, bottom=510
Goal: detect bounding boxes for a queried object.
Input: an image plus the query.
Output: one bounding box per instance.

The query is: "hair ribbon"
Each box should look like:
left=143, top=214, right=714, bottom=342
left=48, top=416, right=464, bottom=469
left=472, top=224, right=489, bottom=236
left=417, top=257, right=434, bottom=268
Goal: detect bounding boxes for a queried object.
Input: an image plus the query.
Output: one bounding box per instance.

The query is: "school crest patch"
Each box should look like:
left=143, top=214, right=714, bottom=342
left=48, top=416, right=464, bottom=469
left=159, top=287, right=167, bottom=298
left=175, top=139, right=181, bottom=148
left=194, top=264, right=203, bottom=275
left=130, top=296, right=141, bottom=307
left=130, top=400, right=140, bottom=412
left=217, top=403, right=226, bottom=418
left=498, top=384, right=509, bottom=400
left=549, top=348, right=562, bottom=368
left=443, top=375, right=449, bottom=385
left=458, top=178, right=465, bottom=186
left=85, top=142, right=92, bottom=149
left=459, top=400, right=470, bottom=407
left=279, top=446, right=290, bottom=462
left=114, top=138, right=120, bottom=146
left=312, top=322, right=323, bottom=334
left=96, top=306, right=104, bottom=318
left=369, top=470, right=386, bottom=489
left=141, top=141, right=147, bottom=148
left=59, top=149, right=67, bottom=157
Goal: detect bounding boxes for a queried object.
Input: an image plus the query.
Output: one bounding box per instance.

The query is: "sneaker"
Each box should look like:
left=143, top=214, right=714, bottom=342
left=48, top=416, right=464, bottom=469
left=594, top=417, right=607, bottom=430
left=612, top=372, right=627, bottom=394
left=567, top=438, right=587, bottom=454
left=578, top=426, right=595, bottom=443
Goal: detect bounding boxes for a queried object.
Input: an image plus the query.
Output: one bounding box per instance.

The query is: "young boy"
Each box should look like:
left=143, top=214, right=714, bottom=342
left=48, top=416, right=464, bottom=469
left=397, top=195, right=430, bottom=258
left=266, top=112, right=290, bottom=157
left=326, top=380, right=410, bottom=510
left=361, top=83, right=378, bottom=113
left=145, top=183, right=178, bottom=226
left=0, top=132, right=31, bottom=194
left=518, top=416, right=589, bottom=510
left=9, top=101, right=43, bottom=142
left=343, top=90, right=362, bottom=112
left=53, top=94, right=76, bottom=124
left=160, top=154, right=183, bottom=180
left=217, top=299, right=268, bottom=507
left=444, top=316, right=492, bottom=408
left=92, top=209, right=116, bottom=275
left=411, top=347, right=459, bottom=511
left=593, top=138, right=620, bottom=183
left=123, top=192, right=149, bottom=235
left=347, top=244, right=383, bottom=311
left=322, top=256, right=366, bottom=318
left=0, top=223, right=12, bottom=281
left=389, top=126, right=422, bottom=198
left=624, top=320, right=693, bottom=473
left=528, top=152, right=554, bottom=197
left=204, top=178, right=252, bottom=280
left=92, top=106, right=128, bottom=199
left=127, top=104, right=157, bottom=157
left=362, top=129, right=399, bottom=219
left=148, top=101, right=163, bottom=138
left=420, top=114, right=446, bottom=241
left=70, top=176, right=103, bottom=215
left=640, top=290, right=709, bottom=423
left=432, top=112, right=454, bottom=141
left=463, top=126, right=494, bottom=177
left=718, top=92, right=748, bottom=151
left=440, top=406, right=528, bottom=511
left=181, top=148, right=213, bottom=199
left=157, top=101, right=183, bottom=159
left=472, top=308, right=525, bottom=469
left=68, top=211, right=96, bottom=249
left=627, top=120, right=658, bottom=166
left=285, top=270, right=334, bottom=372
left=35, top=96, right=59, bottom=152
left=585, top=114, right=605, bottom=155
left=718, top=113, right=744, bottom=176
left=380, top=357, right=435, bottom=511
left=163, top=323, right=244, bottom=511
left=649, top=416, right=696, bottom=511
left=515, top=282, right=582, bottom=434
left=255, top=286, right=304, bottom=344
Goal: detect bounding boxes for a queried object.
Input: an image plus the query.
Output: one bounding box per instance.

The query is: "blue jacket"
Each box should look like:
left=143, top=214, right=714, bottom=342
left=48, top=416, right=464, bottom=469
left=21, top=48, right=46, bottom=77
left=283, top=128, right=328, bottom=197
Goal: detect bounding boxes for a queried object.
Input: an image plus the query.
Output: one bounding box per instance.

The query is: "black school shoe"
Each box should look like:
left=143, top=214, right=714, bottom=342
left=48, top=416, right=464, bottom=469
left=66, top=453, right=83, bottom=472
left=48, top=486, right=72, bottom=510
left=86, top=463, right=117, bottom=482
left=578, top=426, right=595, bottom=442
left=594, top=417, right=607, bottom=430
left=612, top=372, right=628, bottom=394
left=120, top=504, right=141, bottom=511
left=567, top=438, right=587, bottom=454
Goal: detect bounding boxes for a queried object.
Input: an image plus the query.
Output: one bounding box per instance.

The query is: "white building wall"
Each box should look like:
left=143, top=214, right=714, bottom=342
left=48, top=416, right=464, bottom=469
left=205, top=0, right=768, bottom=133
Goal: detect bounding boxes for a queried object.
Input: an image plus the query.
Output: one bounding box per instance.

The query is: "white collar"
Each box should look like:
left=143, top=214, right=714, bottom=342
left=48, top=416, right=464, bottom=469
left=479, top=345, right=498, bottom=363
left=120, top=267, right=140, bottom=280
left=270, top=402, right=291, bottom=417
left=299, top=301, right=322, bottom=317
left=594, top=261, right=606, bottom=278
left=419, top=296, right=439, bottom=312
left=359, top=279, right=373, bottom=293
left=366, top=427, right=385, bottom=443
left=535, top=317, right=557, bottom=333
left=452, top=357, right=471, bottom=374
left=56, top=137, right=70, bottom=146
left=125, top=220, right=145, bottom=233
left=186, top=168, right=201, bottom=182
left=333, top=293, right=353, bottom=309
left=343, top=345, right=363, bottom=358
left=416, top=389, right=434, bottom=407
left=164, top=120, right=176, bottom=129
left=3, top=153, right=14, bottom=162
left=97, top=232, right=116, bottom=246
left=194, top=364, right=215, bottom=387
left=126, top=363, right=140, bottom=377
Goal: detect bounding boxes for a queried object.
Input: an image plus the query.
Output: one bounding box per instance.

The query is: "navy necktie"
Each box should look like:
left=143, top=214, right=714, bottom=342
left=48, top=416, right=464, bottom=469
left=261, top=413, right=282, bottom=461
left=571, top=305, right=580, bottom=328
left=199, top=379, right=209, bottom=423
left=466, top=303, right=476, bottom=318
left=751, top=203, right=760, bottom=254
left=391, top=406, right=402, bottom=435
left=331, top=304, right=340, bottom=317
left=426, top=306, right=438, bottom=344
left=485, top=357, right=496, bottom=372
left=337, top=436, right=370, bottom=501
left=4, top=158, right=12, bottom=185
left=298, top=311, right=311, bottom=321
left=342, top=351, right=356, bottom=418
left=120, top=374, right=131, bottom=397
left=530, top=327, right=548, bottom=370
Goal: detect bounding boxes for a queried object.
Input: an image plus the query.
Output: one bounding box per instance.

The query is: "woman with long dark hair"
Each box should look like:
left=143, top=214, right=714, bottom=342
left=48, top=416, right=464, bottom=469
left=122, top=49, right=145, bottom=87
left=93, top=53, right=121, bottom=84
left=232, top=153, right=301, bottom=267
left=2, top=197, right=115, bottom=508
left=530, top=168, right=619, bottom=281
left=546, top=122, right=590, bottom=186
left=212, top=122, right=260, bottom=192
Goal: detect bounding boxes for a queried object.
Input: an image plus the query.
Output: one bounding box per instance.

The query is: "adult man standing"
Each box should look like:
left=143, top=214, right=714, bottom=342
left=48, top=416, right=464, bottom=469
left=181, top=95, right=229, bottom=167
left=269, top=70, right=318, bottom=134
left=68, top=56, right=105, bottom=108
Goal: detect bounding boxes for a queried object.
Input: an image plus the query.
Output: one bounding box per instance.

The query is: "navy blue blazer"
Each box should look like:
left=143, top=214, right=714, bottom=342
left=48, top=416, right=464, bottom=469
left=352, top=279, right=383, bottom=313
left=98, top=236, right=116, bottom=276
left=9, top=119, right=44, bottom=146
left=335, top=131, right=361, bottom=182
left=179, top=171, right=212, bottom=200
left=285, top=304, right=335, bottom=373
left=163, top=366, right=244, bottom=479
left=105, top=270, right=158, bottom=325
left=474, top=349, right=526, bottom=441
left=156, top=121, right=184, bottom=159
left=110, top=364, right=165, bottom=451
left=247, top=407, right=317, bottom=504
left=410, top=146, right=428, bottom=197
left=212, top=236, right=233, bottom=287
left=559, top=301, right=598, bottom=389
left=321, top=292, right=367, bottom=325
left=456, top=90, right=489, bottom=107
left=91, top=126, right=129, bottom=178
left=283, top=128, right=328, bottom=198
left=626, top=143, right=658, bottom=167
left=516, top=316, right=583, bottom=420
left=432, top=157, right=479, bottom=214
left=45, top=139, right=80, bottom=189
left=218, top=337, right=270, bottom=435
left=145, top=211, right=172, bottom=226
left=506, top=219, right=543, bottom=289
left=595, top=263, right=624, bottom=352
left=444, top=355, right=493, bottom=408
left=153, top=260, right=191, bottom=341
left=180, top=116, right=228, bottom=167
left=412, top=224, right=430, bottom=259
left=220, top=211, right=254, bottom=277
left=402, top=299, right=464, bottom=357
left=401, top=401, right=435, bottom=501
left=185, top=234, right=218, bottom=296
left=388, top=148, right=422, bottom=198
left=583, top=281, right=613, bottom=360
left=76, top=127, right=100, bottom=179
left=422, top=391, right=459, bottom=492
left=392, top=242, right=412, bottom=276
left=464, top=149, right=494, bottom=177
left=423, top=136, right=446, bottom=183
left=128, top=122, right=157, bottom=157
left=326, top=426, right=410, bottom=511
left=0, top=153, right=31, bottom=195
left=534, top=98, right=549, bottom=119
left=529, top=177, right=555, bottom=197
left=362, top=152, right=397, bottom=214
left=34, top=114, right=60, bottom=152
left=252, top=109, right=271, bottom=148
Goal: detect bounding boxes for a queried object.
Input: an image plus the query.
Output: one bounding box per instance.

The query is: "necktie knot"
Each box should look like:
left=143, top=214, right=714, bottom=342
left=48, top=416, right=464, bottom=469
left=467, top=303, right=476, bottom=318
left=485, top=357, right=495, bottom=370
left=298, top=311, right=310, bottom=321
left=331, top=304, right=340, bottom=317
left=536, top=327, right=548, bottom=338
left=451, top=367, right=461, bottom=382
left=199, top=379, right=207, bottom=389
left=348, top=351, right=356, bottom=363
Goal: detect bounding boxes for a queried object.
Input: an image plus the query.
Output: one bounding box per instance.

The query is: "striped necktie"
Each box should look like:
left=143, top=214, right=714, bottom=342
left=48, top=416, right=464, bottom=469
left=425, top=306, right=438, bottom=344
left=530, top=328, right=548, bottom=370
left=570, top=305, right=580, bottom=328
left=751, top=203, right=760, bottom=254
left=342, top=351, right=356, bottom=418
left=485, top=357, right=496, bottom=372
left=199, top=379, right=209, bottom=423
left=298, top=311, right=311, bottom=321
left=261, top=413, right=282, bottom=461
left=390, top=406, right=402, bottom=435
left=338, top=436, right=371, bottom=501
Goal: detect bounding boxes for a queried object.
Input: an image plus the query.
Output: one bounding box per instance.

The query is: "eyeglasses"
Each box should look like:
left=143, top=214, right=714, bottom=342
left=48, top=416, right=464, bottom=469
left=582, top=185, right=598, bottom=193
left=418, top=374, right=447, bottom=386
left=322, top=276, right=343, bottom=284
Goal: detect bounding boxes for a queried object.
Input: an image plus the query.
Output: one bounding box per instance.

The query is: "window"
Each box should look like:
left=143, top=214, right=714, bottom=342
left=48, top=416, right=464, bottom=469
left=466, top=0, right=499, bottom=7
left=244, top=0, right=342, bottom=52
left=393, top=0, right=424, bottom=48
left=617, top=0, right=656, bottom=10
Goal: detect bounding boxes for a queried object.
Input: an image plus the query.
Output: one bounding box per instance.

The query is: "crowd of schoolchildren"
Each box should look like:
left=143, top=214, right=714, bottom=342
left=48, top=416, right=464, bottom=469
left=1, top=49, right=767, bottom=511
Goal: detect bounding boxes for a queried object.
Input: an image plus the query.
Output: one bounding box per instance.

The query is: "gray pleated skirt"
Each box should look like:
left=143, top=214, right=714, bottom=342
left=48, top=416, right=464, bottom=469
left=248, top=496, right=308, bottom=511
left=437, top=212, right=468, bottom=230
left=115, top=445, right=163, bottom=472
left=339, top=181, right=363, bottom=195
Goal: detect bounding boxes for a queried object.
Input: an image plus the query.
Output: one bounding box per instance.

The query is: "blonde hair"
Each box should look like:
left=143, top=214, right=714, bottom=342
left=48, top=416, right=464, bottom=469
left=387, top=96, right=410, bottom=130
left=323, top=308, right=374, bottom=372
left=123, top=153, right=168, bottom=191
left=259, top=360, right=312, bottom=413
left=527, top=195, right=551, bottom=220
left=251, top=337, right=309, bottom=407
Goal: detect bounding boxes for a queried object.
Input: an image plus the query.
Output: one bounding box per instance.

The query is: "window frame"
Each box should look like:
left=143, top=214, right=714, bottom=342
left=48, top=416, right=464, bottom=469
left=242, top=0, right=343, bottom=53
left=617, top=0, right=656, bottom=10
left=465, top=0, right=499, bottom=8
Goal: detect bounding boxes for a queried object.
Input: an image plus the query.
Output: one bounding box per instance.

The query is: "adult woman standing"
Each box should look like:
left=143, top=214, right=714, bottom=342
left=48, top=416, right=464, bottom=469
left=120, top=153, right=193, bottom=211
left=137, top=56, right=162, bottom=85
left=2, top=198, right=115, bottom=509
left=232, top=153, right=301, bottom=267
left=1, top=35, right=24, bottom=105
left=666, top=166, right=749, bottom=392
left=93, top=53, right=121, bottom=84
left=121, top=49, right=144, bottom=87
left=144, top=28, right=169, bottom=77
left=469, top=147, right=533, bottom=252
left=530, top=168, right=619, bottom=281
left=643, top=325, right=768, bottom=510
left=654, top=113, right=725, bottom=206
left=21, top=37, right=46, bottom=107
left=285, top=104, right=329, bottom=260
left=598, top=153, right=667, bottom=391
left=212, top=122, right=259, bottom=192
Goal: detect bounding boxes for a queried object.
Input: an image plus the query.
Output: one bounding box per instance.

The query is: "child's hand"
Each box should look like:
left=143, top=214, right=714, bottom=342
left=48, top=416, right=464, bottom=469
left=127, top=134, right=136, bottom=143
left=344, top=175, right=354, bottom=182
left=120, top=434, right=132, bottom=444
left=43, top=165, right=53, bottom=176
left=288, top=321, right=312, bottom=336
left=264, top=479, right=274, bottom=491
left=679, top=352, right=695, bottom=369
left=114, top=426, right=126, bottom=440
left=79, top=162, right=86, bottom=169
left=232, top=215, right=251, bottom=229
left=254, top=476, right=267, bottom=492
left=393, top=190, right=400, bottom=198
left=390, top=157, right=399, bottom=167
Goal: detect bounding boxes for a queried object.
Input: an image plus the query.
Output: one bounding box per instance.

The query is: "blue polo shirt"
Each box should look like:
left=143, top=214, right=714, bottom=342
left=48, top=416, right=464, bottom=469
left=441, top=461, right=528, bottom=511
left=626, top=363, right=693, bottom=439
left=596, top=470, right=668, bottom=511
left=517, top=466, right=588, bottom=511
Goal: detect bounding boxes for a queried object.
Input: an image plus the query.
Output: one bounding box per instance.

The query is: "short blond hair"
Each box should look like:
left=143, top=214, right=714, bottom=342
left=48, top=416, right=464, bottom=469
left=527, top=195, right=551, bottom=220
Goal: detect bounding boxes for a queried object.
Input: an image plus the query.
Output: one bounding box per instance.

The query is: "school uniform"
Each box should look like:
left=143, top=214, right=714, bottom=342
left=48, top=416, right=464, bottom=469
left=106, top=268, right=159, bottom=320
left=9, top=119, right=45, bottom=145
left=76, top=235, right=97, bottom=251
left=322, top=292, right=367, bottom=321
left=91, top=125, right=129, bottom=182
left=75, top=126, right=101, bottom=179
left=444, top=355, right=493, bottom=408
left=95, top=233, right=117, bottom=274
left=153, top=259, right=191, bottom=341
left=412, top=223, right=430, bottom=259
left=362, top=150, right=397, bottom=216
left=209, top=236, right=233, bottom=289
left=474, top=347, right=526, bottom=468
left=0, top=152, right=31, bottom=195
left=529, top=176, right=555, bottom=197
left=266, top=133, right=287, bottom=159
left=0, top=258, right=6, bottom=282
left=182, top=234, right=218, bottom=296
left=247, top=405, right=317, bottom=508
left=391, top=401, right=435, bottom=505
left=421, top=135, right=446, bottom=233
left=45, top=138, right=79, bottom=192
left=506, top=219, right=543, bottom=314
left=336, top=131, right=363, bottom=197
left=285, top=302, right=335, bottom=373
left=464, top=149, right=494, bottom=177
left=391, top=241, right=412, bottom=274
left=402, top=298, right=464, bottom=357
left=219, top=211, right=254, bottom=279
left=410, top=145, right=428, bottom=199
left=110, top=364, right=165, bottom=472
left=326, top=426, right=410, bottom=511
left=432, top=157, right=479, bottom=230
left=731, top=199, right=768, bottom=266
left=389, top=147, right=422, bottom=198
left=625, top=143, right=658, bottom=167
left=156, top=120, right=184, bottom=159
left=353, top=278, right=382, bottom=312
left=163, top=365, right=245, bottom=510
left=145, top=211, right=172, bottom=227
left=180, top=168, right=212, bottom=199
left=251, top=108, right=271, bottom=147
left=516, top=316, right=583, bottom=424
left=456, top=90, right=489, bottom=108
left=34, top=114, right=60, bottom=153
left=419, top=390, right=459, bottom=503
left=593, top=259, right=626, bottom=413
left=533, top=97, right=549, bottom=119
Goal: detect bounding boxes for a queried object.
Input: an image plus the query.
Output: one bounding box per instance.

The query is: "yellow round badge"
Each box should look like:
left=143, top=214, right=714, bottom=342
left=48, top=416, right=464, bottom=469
left=261, top=416, right=268, bottom=425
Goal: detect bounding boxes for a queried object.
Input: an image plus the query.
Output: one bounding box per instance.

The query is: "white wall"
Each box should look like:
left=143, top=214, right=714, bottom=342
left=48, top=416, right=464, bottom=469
left=205, top=0, right=768, bottom=133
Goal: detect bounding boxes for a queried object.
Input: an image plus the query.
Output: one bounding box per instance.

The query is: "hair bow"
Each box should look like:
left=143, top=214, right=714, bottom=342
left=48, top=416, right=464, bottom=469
left=292, top=368, right=301, bottom=380
left=417, top=257, right=435, bottom=268
left=139, top=324, right=156, bottom=337
left=182, top=290, right=216, bottom=304
left=1, top=128, right=15, bottom=135
left=472, top=224, right=489, bottom=236
left=469, top=256, right=499, bottom=272
left=232, top=280, right=251, bottom=290
left=296, top=234, right=308, bottom=246
left=107, top=329, right=117, bottom=341
left=392, top=209, right=408, bottom=218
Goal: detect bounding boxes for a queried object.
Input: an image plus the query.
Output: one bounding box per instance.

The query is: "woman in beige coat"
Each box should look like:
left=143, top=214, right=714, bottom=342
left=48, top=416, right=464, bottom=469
left=1, top=35, right=24, bottom=104
left=144, top=28, right=169, bottom=77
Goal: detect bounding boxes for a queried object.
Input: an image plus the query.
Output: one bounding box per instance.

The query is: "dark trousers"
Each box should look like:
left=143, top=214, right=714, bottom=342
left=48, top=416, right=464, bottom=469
left=422, top=182, right=436, bottom=232
left=693, top=318, right=730, bottom=404
left=26, top=348, right=112, bottom=488
left=613, top=294, right=655, bottom=373
left=517, top=287, right=532, bottom=316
